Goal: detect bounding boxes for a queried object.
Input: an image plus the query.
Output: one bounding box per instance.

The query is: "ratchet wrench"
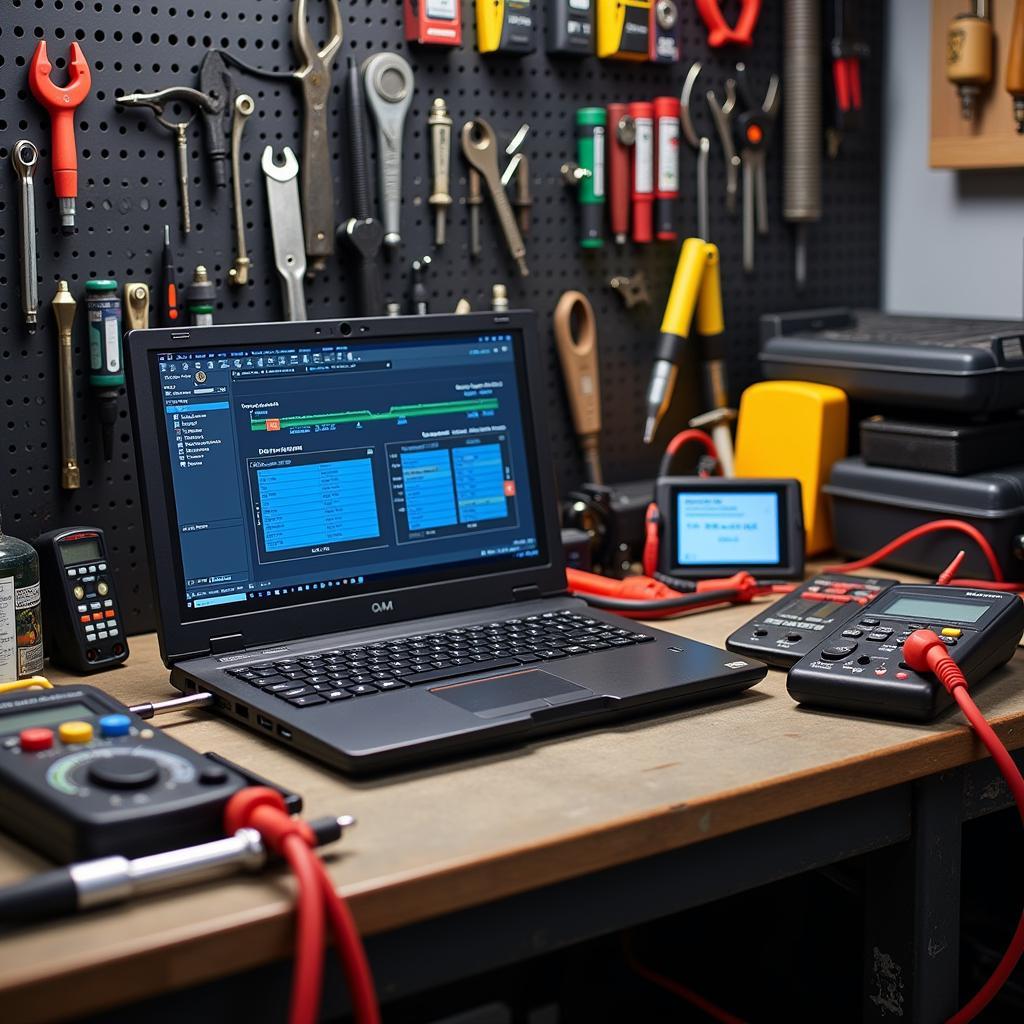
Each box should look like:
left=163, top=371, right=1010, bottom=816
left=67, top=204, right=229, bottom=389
left=262, top=146, right=308, bottom=321
left=228, top=94, right=255, bottom=286
left=12, top=141, right=40, bottom=330
left=461, top=119, right=529, bottom=277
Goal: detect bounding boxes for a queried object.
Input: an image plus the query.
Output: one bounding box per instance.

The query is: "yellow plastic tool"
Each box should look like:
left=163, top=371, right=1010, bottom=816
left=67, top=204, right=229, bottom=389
left=596, top=0, right=651, bottom=60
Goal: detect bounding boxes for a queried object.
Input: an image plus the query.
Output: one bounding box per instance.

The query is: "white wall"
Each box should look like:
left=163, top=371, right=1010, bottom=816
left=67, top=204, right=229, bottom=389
left=883, top=0, right=1024, bottom=318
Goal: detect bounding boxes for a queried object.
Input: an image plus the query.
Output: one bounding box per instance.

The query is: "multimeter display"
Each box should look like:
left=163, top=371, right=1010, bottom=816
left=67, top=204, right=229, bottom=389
left=878, top=594, right=991, bottom=623
left=60, top=538, right=103, bottom=564
left=676, top=491, right=781, bottom=566
left=0, top=702, right=94, bottom=735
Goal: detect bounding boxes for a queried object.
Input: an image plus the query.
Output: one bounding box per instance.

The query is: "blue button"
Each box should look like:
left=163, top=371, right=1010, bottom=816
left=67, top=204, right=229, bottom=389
left=98, top=714, right=132, bottom=738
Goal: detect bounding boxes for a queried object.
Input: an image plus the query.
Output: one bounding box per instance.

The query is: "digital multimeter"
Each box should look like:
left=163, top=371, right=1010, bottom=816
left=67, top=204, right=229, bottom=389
left=787, top=586, right=1024, bottom=721
left=34, top=527, right=129, bottom=673
left=0, top=684, right=246, bottom=862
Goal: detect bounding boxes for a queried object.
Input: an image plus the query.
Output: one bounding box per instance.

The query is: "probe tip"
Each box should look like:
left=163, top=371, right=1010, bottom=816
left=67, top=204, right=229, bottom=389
left=642, top=418, right=657, bottom=445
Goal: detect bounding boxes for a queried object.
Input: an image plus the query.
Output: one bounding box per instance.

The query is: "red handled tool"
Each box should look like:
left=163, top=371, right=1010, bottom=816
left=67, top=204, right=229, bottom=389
left=695, top=0, right=761, bottom=48
left=28, top=41, right=91, bottom=236
left=606, top=103, right=633, bottom=246
left=653, top=96, right=680, bottom=242
left=629, top=101, right=654, bottom=245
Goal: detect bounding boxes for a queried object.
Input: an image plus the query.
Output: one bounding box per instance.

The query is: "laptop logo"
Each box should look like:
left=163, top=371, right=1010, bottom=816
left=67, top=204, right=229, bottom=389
left=372, top=600, right=395, bottom=615
left=724, top=661, right=749, bottom=669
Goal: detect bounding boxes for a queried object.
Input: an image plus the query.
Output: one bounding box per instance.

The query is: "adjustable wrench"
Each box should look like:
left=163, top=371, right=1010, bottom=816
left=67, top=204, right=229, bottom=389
left=228, top=95, right=255, bottom=287
left=12, top=141, right=40, bottom=330
left=261, top=146, right=307, bottom=321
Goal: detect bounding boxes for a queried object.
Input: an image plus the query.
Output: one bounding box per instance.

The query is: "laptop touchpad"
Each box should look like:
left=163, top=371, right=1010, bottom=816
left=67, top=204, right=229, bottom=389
left=431, top=669, right=593, bottom=719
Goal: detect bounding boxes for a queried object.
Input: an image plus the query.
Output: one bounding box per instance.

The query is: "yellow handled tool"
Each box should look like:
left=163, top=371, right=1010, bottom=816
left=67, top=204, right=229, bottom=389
left=554, top=291, right=603, bottom=484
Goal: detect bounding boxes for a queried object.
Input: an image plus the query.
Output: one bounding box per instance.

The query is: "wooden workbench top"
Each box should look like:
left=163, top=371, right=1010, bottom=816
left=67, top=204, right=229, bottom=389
left=3, top=594, right=1024, bottom=1021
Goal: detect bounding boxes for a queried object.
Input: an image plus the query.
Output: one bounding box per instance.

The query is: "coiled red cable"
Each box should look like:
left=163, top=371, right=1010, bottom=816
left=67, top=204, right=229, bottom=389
left=224, top=788, right=381, bottom=1024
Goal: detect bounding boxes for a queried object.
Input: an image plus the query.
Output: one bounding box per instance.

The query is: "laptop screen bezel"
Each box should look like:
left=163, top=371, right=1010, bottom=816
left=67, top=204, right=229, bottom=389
left=126, top=313, right=568, bottom=666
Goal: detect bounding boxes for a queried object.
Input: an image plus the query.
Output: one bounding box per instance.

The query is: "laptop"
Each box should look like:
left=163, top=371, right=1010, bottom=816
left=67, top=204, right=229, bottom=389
left=126, top=312, right=766, bottom=774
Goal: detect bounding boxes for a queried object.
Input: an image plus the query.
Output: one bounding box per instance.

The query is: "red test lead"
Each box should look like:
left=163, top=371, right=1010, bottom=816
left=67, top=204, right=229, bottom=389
left=28, top=41, right=92, bottom=236
left=629, top=101, right=654, bottom=244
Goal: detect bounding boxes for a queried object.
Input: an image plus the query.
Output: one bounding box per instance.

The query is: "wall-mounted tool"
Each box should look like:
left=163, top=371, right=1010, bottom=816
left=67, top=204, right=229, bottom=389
left=610, top=271, right=650, bottom=309
left=477, top=0, right=537, bottom=54
left=28, top=42, right=91, bottom=235
left=784, top=0, right=821, bottom=290
left=947, top=0, right=992, bottom=121
left=629, top=101, right=654, bottom=244
left=650, top=0, right=681, bottom=63
left=28, top=41, right=91, bottom=235
left=12, top=141, right=39, bottom=331
left=197, top=50, right=233, bottom=190
left=186, top=266, right=216, bottom=327
left=290, top=0, right=342, bottom=274
left=491, top=284, right=510, bottom=312
left=733, top=63, right=780, bottom=274
left=461, top=119, right=529, bottom=276
left=502, top=153, right=533, bottom=236
left=52, top=282, right=80, bottom=490
left=339, top=59, right=385, bottom=316
left=642, top=238, right=723, bottom=445
left=1006, top=0, right=1024, bottom=130
left=429, top=98, right=454, bottom=246
left=606, top=104, right=634, bottom=245
left=85, top=280, right=124, bottom=461
left=554, top=291, right=604, bottom=484
left=654, top=96, right=680, bottom=242
left=364, top=52, right=414, bottom=251
left=707, top=78, right=740, bottom=217
left=597, top=0, right=651, bottom=60
left=228, top=94, right=255, bottom=287
left=262, top=146, right=308, bottom=322
left=548, top=0, right=595, bottom=55
left=405, top=0, right=463, bottom=46
left=124, top=283, right=150, bottom=331
left=564, top=108, right=606, bottom=249
left=160, top=225, right=179, bottom=328
left=695, top=0, right=761, bottom=47
left=467, top=165, right=483, bottom=258
left=116, top=86, right=218, bottom=234
left=455, top=297, right=473, bottom=314
left=409, top=257, right=432, bottom=314
left=680, top=64, right=711, bottom=242
left=689, top=407, right=735, bottom=476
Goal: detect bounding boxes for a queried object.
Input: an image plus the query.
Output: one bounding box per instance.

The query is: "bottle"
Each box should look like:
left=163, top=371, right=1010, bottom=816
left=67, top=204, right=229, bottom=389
left=0, top=513, right=44, bottom=679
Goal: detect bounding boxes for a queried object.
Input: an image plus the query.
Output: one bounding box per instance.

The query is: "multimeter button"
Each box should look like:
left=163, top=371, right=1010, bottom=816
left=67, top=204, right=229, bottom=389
left=98, top=714, right=132, bottom=738
left=104, top=609, right=115, bottom=619
left=19, top=727, right=53, bottom=752
left=896, top=672, right=909, bottom=680
left=103, top=599, right=113, bottom=607
left=88, top=564, right=97, bottom=573
left=841, top=629, right=863, bottom=638
left=97, top=581, right=110, bottom=596
left=199, top=765, right=229, bottom=785
left=88, top=756, right=159, bottom=790
left=874, top=668, right=887, bottom=677
left=80, top=614, right=91, bottom=624
left=941, top=628, right=962, bottom=638
left=92, top=612, right=104, bottom=621
left=821, top=643, right=857, bottom=660
left=73, top=585, right=86, bottom=600
left=753, top=628, right=768, bottom=637
left=859, top=618, right=880, bottom=627
left=785, top=632, right=802, bottom=641
left=59, top=721, right=94, bottom=744
left=866, top=632, right=891, bottom=642
left=857, top=655, right=871, bottom=666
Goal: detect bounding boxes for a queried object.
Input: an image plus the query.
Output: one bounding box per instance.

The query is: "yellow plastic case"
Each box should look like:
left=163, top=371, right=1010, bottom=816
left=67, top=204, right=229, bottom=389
left=596, top=0, right=651, bottom=60
left=734, top=380, right=848, bottom=556
left=476, top=0, right=535, bottom=53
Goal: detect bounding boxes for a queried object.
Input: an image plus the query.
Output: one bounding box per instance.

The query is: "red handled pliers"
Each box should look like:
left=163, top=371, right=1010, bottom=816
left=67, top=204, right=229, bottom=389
left=694, top=0, right=761, bottom=48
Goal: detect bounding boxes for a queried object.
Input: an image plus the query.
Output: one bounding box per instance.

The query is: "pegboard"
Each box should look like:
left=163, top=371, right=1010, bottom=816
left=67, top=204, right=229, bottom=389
left=0, top=0, right=885, bottom=636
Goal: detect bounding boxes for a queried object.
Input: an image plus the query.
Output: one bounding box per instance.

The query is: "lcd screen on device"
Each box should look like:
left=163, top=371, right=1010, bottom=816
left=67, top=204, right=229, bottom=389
left=881, top=596, right=990, bottom=624
left=676, top=491, right=781, bottom=567
left=0, top=702, right=94, bottom=736
left=60, top=538, right=102, bottom=565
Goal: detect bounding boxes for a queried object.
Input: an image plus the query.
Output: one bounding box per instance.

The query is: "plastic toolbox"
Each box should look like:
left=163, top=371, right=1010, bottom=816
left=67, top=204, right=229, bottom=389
left=824, top=457, right=1024, bottom=581
left=759, top=308, right=1024, bottom=414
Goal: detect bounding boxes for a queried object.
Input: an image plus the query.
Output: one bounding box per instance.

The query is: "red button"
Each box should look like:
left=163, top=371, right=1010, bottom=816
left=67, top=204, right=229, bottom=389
left=92, top=612, right=104, bottom=621
left=104, top=609, right=115, bottom=619
left=896, top=672, right=909, bottom=680
left=80, top=614, right=91, bottom=623
left=19, top=727, right=53, bottom=752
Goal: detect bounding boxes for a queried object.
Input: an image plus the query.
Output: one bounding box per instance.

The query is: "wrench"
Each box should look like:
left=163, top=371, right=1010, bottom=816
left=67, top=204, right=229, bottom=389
left=12, top=140, right=39, bottom=330
left=461, top=119, right=529, bottom=277
left=228, top=95, right=255, bottom=287
left=261, top=146, right=308, bottom=321
left=707, top=79, right=740, bottom=216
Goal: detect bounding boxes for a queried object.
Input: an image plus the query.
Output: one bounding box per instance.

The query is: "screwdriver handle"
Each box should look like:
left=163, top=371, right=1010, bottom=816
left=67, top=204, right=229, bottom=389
left=1007, top=0, right=1024, bottom=128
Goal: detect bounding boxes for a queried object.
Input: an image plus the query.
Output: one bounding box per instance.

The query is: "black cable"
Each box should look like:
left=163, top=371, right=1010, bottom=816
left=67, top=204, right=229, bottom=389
left=574, top=587, right=744, bottom=614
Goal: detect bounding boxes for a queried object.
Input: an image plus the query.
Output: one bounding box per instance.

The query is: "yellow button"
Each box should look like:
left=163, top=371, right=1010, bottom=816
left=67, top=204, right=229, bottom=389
left=941, top=628, right=962, bottom=638
left=59, top=720, right=94, bottom=744
left=97, top=581, right=109, bottom=596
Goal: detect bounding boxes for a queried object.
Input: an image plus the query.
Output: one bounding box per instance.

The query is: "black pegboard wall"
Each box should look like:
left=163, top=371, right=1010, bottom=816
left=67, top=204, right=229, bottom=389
left=0, top=0, right=885, bottom=635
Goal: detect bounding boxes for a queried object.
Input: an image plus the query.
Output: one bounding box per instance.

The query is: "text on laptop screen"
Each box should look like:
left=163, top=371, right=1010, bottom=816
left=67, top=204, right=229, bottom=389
left=153, top=331, right=545, bottom=620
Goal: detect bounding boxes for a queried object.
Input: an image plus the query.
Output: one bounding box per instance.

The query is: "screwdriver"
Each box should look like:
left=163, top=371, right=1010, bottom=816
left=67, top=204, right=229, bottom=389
left=428, top=98, right=453, bottom=246
left=85, top=280, right=124, bottom=461
left=160, top=225, right=179, bottom=327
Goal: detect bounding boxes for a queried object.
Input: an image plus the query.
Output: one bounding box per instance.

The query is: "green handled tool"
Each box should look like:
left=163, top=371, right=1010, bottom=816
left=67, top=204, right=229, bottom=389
left=85, top=279, right=124, bottom=461
left=575, top=107, right=606, bottom=249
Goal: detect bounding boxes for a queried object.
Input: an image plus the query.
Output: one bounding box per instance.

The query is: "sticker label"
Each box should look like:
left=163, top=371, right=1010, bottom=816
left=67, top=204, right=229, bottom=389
left=14, top=581, right=43, bottom=677
left=634, top=117, right=654, bottom=195
left=427, top=0, right=457, bottom=18
left=657, top=117, right=679, bottom=192
left=0, top=577, right=15, bottom=680
left=592, top=126, right=606, bottom=197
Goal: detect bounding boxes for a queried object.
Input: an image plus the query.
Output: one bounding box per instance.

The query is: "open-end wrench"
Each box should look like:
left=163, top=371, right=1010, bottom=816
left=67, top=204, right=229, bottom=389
left=707, top=79, right=740, bottom=216
left=261, top=146, right=308, bottom=321
left=680, top=63, right=711, bottom=242
left=12, top=141, right=39, bottom=330
left=228, top=95, right=255, bottom=287
left=461, top=119, right=529, bottom=277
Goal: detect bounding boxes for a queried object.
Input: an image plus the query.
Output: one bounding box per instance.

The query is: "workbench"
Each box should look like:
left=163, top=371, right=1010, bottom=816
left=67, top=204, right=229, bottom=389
left=2, top=593, right=1023, bottom=1023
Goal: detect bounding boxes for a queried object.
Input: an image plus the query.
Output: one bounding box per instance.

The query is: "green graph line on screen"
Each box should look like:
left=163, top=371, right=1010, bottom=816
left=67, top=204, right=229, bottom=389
left=249, top=397, right=500, bottom=431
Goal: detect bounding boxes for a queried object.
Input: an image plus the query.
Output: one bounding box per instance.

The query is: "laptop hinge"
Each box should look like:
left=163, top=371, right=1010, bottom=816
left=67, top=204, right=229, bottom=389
left=209, top=633, right=245, bottom=655
left=512, top=585, right=542, bottom=602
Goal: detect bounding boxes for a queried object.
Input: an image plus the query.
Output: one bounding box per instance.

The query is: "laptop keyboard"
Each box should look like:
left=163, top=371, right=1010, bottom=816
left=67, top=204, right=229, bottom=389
left=224, top=609, right=655, bottom=709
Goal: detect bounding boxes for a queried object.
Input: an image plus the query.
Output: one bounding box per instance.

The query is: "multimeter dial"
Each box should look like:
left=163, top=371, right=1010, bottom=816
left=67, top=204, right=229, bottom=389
left=46, top=746, right=197, bottom=798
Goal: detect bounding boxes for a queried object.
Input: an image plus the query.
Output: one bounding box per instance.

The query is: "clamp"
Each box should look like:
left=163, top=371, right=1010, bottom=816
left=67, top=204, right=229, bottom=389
left=680, top=62, right=712, bottom=242
left=695, top=0, right=761, bottom=48
left=28, top=41, right=92, bottom=235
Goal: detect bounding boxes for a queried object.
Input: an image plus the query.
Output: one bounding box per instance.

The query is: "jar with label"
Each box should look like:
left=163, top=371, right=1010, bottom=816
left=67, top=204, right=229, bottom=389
left=0, top=513, right=44, bottom=679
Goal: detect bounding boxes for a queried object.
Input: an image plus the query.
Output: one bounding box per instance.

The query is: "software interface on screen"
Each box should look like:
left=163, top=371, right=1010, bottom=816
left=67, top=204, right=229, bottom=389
left=675, top=491, right=781, bottom=567
left=155, top=332, right=543, bottom=618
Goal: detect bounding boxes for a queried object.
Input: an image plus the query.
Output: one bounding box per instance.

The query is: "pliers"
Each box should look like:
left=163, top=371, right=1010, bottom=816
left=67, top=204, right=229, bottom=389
left=694, top=0, right=761, bottom=48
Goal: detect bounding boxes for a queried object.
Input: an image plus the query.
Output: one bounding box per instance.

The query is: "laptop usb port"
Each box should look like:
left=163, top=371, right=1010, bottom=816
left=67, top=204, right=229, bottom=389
left=277, top=725, right=293, bottom=741
left=256, top=715, right=273, bottom=731
left=234, top=703, right=249, bottom=719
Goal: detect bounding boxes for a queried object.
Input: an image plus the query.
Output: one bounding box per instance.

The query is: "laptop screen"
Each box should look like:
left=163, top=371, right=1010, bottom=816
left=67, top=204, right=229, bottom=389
left=151, top=328, right=546, bottom=622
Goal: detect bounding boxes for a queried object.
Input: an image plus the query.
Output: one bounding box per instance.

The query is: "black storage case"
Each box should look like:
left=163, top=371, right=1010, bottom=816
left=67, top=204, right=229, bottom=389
left=759, top=309, right=1024, bottom=414
left=824, top=457, right=1024, bottom=581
